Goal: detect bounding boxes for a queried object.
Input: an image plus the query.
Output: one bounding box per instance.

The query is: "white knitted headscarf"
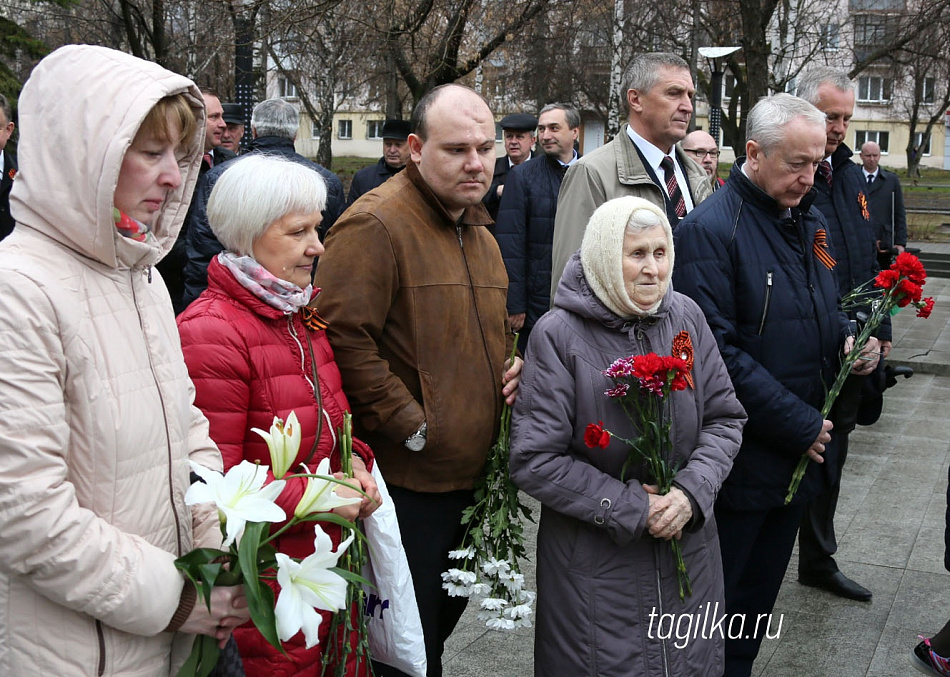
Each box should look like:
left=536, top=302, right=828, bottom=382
left=580, top=196, right=675, bottom=319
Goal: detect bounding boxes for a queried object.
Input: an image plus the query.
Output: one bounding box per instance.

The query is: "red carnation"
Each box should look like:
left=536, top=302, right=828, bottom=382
left=896, top=278, right=923, bottom=307
left=584, top=422, right=611, bottom=449
left=917, top=297, right=935, bottom=318
left=875, top=269, right=899, bottom=290
left=894, top=252, right=927, bottom=285
left=633, top=353, right=665, bottom=380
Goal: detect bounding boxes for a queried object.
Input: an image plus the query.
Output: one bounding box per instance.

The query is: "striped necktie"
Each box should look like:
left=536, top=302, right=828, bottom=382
left=660, top=156, right=686, bottom=217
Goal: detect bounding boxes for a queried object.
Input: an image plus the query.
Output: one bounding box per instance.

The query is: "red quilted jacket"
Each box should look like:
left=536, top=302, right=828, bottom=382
left=178, top=257, right=373, bottom=677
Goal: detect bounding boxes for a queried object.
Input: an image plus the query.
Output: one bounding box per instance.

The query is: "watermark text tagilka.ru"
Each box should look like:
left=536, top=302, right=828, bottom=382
left=647, top=603, right=784, bottom=649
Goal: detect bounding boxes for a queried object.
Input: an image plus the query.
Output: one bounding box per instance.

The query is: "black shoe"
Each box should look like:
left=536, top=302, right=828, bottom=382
left=798, top=570, right=872, bottom=601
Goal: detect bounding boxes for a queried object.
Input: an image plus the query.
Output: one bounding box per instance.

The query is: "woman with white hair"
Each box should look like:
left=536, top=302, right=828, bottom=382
left=509, top=196, right=746, bottom=676
left=177, top=153, right=381, bottom=676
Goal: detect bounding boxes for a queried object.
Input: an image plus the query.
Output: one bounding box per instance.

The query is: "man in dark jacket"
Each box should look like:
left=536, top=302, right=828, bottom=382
left=156, top=89, right=236, bottom=314
left=313, top=84, right=522, bottom=677
left=860, top=140, right=907, bottom=269
left=796, top=67, right=886, bottom=602
left=347, top=119, right=410, bottom=206
left=0, top=93, right=17, bottom=241
left=673, top=93, right=879, bottom=677
left=483, top=112, right=536, bottom=220
left=495, top=103, right=579, bottom=351
left=181, top=98, right=344, bottom=307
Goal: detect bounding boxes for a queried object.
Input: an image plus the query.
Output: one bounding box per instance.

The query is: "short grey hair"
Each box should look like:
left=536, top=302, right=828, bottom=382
left=251, top=98, right=299, bottom=139
left=747, top=93, right=826, bottom=155
left=796, top=66, right=854, bottom=105
left=622, top=52, right=689, bottom=111
left=207, top=154, right=327, bottom=256
left=539, top=102, right=581, bottom=130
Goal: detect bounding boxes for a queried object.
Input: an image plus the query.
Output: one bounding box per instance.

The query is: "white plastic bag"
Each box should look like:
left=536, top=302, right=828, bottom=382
left=362, top=465, right=427, bottom=677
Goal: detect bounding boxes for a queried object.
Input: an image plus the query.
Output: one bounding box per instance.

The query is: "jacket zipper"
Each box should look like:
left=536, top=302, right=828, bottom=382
left=288, top=316, right=329, bottom=465
left=757, top=270, right=773, bottom=336
left=96, top=619, right=105, bottom=676
left=130, top=268, right=184, bottom=555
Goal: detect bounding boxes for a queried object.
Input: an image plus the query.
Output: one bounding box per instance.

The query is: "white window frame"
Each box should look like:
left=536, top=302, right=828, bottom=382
left=855, top=130, right=890, bottom=154
left=337, top=119, right=352, bottom=140
left=366, top=120, right=385, bottom=140
left=857, top=76, right=891, bottom=104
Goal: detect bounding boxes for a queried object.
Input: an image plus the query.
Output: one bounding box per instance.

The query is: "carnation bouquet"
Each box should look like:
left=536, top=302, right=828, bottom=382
left=176, top=411, right=370, bottom=677
left=785, top=252, right=935, bottom=504
left=441, top=336, right=536, bottom=630
left=584, top=342, right=693, bottom=600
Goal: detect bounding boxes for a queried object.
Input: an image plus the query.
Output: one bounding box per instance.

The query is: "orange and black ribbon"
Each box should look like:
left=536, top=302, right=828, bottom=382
left=300, top=306, right=329, bottom=332
left=813, top=228, right=836, bottom=271
left=857, top=192, right=870, bottom=221
left=672, top=330, right=694, bottom=389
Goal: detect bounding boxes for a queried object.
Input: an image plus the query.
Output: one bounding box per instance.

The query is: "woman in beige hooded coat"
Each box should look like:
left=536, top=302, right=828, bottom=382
left=0, top=45, right=247, bottom=675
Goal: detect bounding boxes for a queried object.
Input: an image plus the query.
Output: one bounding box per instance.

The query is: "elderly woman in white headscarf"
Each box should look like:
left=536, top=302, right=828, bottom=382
left=509, top=196, right=747, bottom=677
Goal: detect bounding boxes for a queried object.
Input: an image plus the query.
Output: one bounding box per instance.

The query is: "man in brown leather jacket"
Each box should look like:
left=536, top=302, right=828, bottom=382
left=313, top=83, right=522, bottom=677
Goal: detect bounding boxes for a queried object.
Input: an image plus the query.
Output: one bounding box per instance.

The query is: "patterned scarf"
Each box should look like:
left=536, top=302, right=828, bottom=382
left=218, top=251, right=313, bottom=313
left=114, top=208, right=154, bottom=244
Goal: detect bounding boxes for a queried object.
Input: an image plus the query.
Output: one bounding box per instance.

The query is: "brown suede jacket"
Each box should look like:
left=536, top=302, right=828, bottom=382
left=314, top=161, right=514, bottom=492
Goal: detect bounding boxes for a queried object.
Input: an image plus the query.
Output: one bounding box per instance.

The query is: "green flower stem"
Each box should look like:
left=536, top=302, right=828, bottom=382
left=785, top=286, right=897, bottom=505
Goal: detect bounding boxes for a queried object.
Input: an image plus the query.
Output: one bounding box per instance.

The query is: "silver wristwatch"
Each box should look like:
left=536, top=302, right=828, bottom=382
left=404, top=421, right=427, bottom=451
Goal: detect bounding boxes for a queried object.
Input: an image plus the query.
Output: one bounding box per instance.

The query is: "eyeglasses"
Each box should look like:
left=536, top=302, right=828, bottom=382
left=683, top=148, right=720, bottom=159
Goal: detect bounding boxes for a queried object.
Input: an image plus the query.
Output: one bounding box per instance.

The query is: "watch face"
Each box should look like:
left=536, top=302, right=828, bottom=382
left=406, top=436, right=425, bottom=452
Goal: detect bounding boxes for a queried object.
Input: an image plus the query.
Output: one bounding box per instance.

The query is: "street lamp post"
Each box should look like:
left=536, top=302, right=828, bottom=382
left=698, top=46, right=741, bottom=144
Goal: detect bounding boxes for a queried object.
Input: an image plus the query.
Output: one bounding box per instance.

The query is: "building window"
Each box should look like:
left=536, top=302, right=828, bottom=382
left=857, top=76, right=891, bottom=103
left=337, top=119, right=352, bottom=140
left=367, top=120, right=385, bottom=140
left=913, top=132, right=932, bottom=156
left=311, top=120, right=320, bottom=140
left=723, top=76, right=736, bottom=100
left=922, top=77, right=936, bottom=104
left=495, top=122, right=503, bottom=142
left=821, top=23, right=840, bottom=50
left=277, top=76, right=298, bottom=99
left=855, top=130, right=889, bottom=153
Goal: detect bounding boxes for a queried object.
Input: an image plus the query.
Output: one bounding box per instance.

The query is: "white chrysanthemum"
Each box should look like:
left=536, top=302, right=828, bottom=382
left=486, top=617, right=516, bottom=631
left=499, top=570, right=525, bottom=591
left=448, top=547, right=475, bottom=561
left=480, top=597, right=508, bottom=611
left=480, top=557, right=510, bottom=576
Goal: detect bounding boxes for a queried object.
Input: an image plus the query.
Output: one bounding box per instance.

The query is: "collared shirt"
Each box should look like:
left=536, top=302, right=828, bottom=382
left=556, top=149, right=579, bottom=168
left=626, top=126, right=694, bottom=211
left=862, top=168, right=878, bottom=182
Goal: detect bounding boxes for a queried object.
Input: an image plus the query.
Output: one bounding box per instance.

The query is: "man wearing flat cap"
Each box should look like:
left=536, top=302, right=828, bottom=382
left=220, top=103, right=246, bottom=154
left=483, top=112, right=537, bottom=220
left=347, top=118, right=411, bottom=206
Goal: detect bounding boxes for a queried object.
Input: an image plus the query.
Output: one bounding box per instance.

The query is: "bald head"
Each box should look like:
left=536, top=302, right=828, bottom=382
left=860, top=141, right=881, bottom=173
left=681, top=130, right=719, bottom=177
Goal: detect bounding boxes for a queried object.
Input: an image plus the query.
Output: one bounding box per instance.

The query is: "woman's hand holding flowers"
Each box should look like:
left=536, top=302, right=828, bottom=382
left=844, top=335, right=880, bottom=375
left=643, top=484, right=692, bottom=541
left=343, top=455, right=382, bottom=520
left=178, top=584, right=250, bottom=648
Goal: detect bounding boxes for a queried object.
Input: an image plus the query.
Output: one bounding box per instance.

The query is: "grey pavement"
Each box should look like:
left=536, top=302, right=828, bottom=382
left=442, top=243, right=950, bottom=677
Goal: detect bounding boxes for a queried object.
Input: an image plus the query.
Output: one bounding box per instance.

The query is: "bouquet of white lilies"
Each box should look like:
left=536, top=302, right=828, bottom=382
left=176, top=412, right=368, bottom=677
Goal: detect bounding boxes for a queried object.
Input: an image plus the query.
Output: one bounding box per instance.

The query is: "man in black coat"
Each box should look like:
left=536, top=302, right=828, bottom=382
left=495, top=103, right=579, bottom=350
left=347, top=119, right=410, bottom=207
left=796, top=67, right=887, bottom=602
left=860, top=140, right=907, bottom=269
left=673, top=93, right=879, bottom=677
left=0, top=93, right=17, bottom=241
left=181, top=98, right=344, bottom=307
left=156, top=89, right=235, bottom=314
left=482, top=112, right=536, bottom=221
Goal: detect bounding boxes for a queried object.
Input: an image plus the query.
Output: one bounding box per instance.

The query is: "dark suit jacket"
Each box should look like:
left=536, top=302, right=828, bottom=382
left=0, top=151, right=17, bottom=241
left=483, top=151, right=535, bottom=222
left=864, top=167, right=907, bottom=249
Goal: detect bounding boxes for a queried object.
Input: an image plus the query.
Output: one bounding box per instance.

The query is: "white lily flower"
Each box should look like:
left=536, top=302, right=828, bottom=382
left=294, top=457, right=362, bottom=519
left=186, top=460, right=286, bottom=547
left=251, top=412, right=302, bottom=479
left=274, top=525, right=354, bottom=649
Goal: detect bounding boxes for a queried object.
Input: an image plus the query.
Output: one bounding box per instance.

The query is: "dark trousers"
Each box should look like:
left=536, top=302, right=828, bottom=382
left=717, top=501, right=807, bottom=677
left=798, top=434, right=849, bottom=576
left=372, top=486, right=474, bottom=677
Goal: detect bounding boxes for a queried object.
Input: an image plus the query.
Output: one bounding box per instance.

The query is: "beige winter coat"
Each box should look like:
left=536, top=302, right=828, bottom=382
left=0, top=45, right=222, bottom=675
left=550, top=124, right=713, bottom=300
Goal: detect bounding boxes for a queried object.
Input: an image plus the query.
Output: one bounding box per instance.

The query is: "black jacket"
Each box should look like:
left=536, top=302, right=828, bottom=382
left=864, top=166, right=907, bottom=249
left=495, top=154, right=568, bottom=329
left=0, top=151, right=17, bottom=241
left=673, top=161, right=850, bottom=510
left=812, top=144, right=890, bottom=340
left=483, top=151, right=534, bottom=221
left=181, top=136, right=344, bottom=308
left=347, top=157, right=402, bottom=207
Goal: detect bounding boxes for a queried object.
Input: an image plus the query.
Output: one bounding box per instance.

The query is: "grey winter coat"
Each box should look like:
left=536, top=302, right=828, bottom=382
left=510, top=253, right=746, bottom=677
